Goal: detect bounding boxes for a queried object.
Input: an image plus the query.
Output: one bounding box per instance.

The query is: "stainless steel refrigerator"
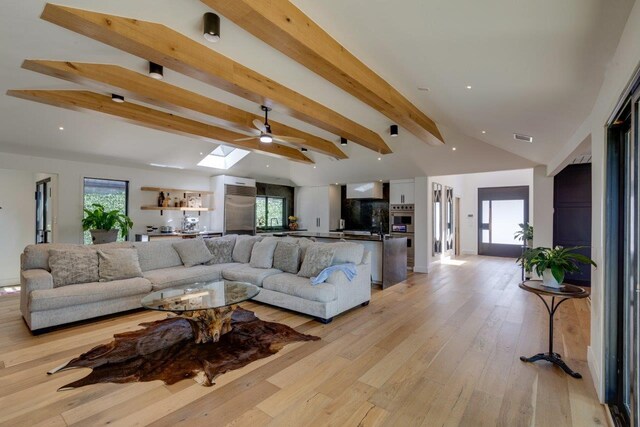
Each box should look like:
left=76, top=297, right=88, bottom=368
left=224, top=185, right=256, bottom=235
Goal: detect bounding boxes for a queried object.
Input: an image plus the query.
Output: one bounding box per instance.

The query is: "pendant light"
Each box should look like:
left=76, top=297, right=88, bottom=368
left=111, top=94, right=125, bottom=103
left=203, top=13, right=221, bottom=42
left=340, top=137, right=348, bottom=146
left=390, top=125, right=399, bottom=137
left=148, top=62, right=163, bottom=80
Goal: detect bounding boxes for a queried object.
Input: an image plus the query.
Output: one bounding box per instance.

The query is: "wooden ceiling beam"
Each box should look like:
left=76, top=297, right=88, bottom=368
left=5, top=90, right=313, bottom=164
left=39, top=4, right=391, bottom=154
left=201, top=0, right=444, bottom=146
left=21, top=60, right=347, bottom=160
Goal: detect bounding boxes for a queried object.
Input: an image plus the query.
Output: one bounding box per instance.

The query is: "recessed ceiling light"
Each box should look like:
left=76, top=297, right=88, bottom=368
left=335, top=182, right=339, bottom=185
left=58, top=126, right=64, bottom=130
left=377, top=157, right=382, bottom=161
left=200, top=152, right=203, bottom=155
left=313, top=166, right=316, bottom=169
left=452, top=147, right=456, bottom=151
left=481, top=130, right=486, bottom=134
left=379, top=179, right=383, bottom=182
left=466, top=85, right=472, bottom=89
left=266, top=164, right=270, bottom=168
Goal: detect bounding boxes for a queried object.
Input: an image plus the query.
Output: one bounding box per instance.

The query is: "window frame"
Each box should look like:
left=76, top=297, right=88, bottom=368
left=82, top=177, right=130, bottom=243
left=255, top=195, right=286, bottom=229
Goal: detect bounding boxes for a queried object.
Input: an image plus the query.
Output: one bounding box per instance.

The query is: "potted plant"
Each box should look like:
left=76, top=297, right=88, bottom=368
left=517, top=246, right=597, bottom=288
left=288, top=216, right=298, bottom=230
left=514, top=222, right=534, bottom=248
left=82, top=203, right=133, bottom=244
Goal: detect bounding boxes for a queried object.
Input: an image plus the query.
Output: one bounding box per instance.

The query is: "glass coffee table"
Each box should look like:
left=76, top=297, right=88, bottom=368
left=141, top=280, right=260, bottom=344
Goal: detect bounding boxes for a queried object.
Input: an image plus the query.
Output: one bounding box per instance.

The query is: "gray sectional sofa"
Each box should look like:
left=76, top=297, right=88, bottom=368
left=19, top=236, right=372, bottom=331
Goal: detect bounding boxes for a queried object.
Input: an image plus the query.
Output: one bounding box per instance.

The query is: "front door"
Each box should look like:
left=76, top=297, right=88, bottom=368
left=477, top=186, right=529, bottom=257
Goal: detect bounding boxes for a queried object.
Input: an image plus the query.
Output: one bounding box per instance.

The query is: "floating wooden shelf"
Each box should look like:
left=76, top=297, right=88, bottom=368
left=141, top=187, right=213, bottom=195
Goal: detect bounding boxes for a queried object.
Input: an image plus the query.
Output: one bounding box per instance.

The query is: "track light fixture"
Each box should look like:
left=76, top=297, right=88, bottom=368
left=203, top=12, right=221, bottom=42
left=148, top=62, right=163, bottom=80
left=390, top=124, right=399, bottom=137
left=111, top=94, right=125, bottom=103
left=340, top=137, right=348, bottom=146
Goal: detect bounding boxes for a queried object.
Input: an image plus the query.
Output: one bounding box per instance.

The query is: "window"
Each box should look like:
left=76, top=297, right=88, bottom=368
left=256, top=196, right=285, bottom=229
left=83, top=178, right=129, bottom=244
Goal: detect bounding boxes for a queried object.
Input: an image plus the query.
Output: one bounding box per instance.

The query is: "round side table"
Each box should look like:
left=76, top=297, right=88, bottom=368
left=518, top=280, right=589, bottom=378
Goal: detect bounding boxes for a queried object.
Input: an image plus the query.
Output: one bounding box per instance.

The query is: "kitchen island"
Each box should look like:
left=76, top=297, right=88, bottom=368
left=274, top=232, right=408, bottom=288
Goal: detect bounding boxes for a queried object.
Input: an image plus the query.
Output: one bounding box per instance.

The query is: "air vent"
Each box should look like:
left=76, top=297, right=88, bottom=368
left=514, top=133, right=533, bottom=143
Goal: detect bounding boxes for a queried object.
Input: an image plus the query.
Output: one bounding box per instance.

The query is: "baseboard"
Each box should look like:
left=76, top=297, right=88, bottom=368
left=588, top=345, right=604, bottom=402
left=461, top=250, right=476, bottom=255
left=413, top=265, right=429, bottom=274
left=0, top=277, right=19, bottom=287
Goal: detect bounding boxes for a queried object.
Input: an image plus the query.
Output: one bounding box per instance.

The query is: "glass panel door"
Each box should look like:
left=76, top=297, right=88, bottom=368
left=477, top=186, right=529, bottom=257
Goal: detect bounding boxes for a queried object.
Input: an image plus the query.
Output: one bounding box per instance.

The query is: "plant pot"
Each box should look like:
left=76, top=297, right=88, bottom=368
left=542, top=269, right=562, bottom=289
left=90, top=229, right=119, bottom=244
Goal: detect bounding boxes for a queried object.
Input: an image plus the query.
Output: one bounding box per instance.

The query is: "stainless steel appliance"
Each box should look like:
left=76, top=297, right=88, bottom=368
left=182, top=216, right=199, bottom=233
left=390, top=204, right=414, bottom=268
left=224, top=184, right=256, bottom=235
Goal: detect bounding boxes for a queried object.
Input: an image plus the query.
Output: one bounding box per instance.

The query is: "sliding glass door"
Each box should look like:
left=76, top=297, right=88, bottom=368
left=606, top=77, right=639, bottom=427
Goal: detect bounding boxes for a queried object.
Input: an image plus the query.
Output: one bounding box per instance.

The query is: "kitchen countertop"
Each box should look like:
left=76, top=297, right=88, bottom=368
left=136, top=231, right=222, bottom=237
left=273, top=231, right=406, bottom=242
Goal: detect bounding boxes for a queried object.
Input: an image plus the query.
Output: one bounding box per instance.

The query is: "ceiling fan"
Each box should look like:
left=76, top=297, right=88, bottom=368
left=234, top=106, right=305, bottom=144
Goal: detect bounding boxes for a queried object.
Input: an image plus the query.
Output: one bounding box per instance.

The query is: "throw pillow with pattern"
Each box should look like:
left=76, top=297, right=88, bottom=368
left=49, top=249, right=99, bottom=287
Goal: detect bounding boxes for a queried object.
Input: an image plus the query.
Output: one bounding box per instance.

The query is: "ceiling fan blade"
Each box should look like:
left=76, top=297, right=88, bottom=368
left=273, top=135, right=306, bottom=144
left=234, top=136, right=258, bottom=142
left=252, top=119, right=267, bottom=132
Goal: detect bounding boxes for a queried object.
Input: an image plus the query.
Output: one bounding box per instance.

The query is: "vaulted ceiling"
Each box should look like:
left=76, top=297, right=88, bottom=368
left=0, top=0, right=634, bottom=185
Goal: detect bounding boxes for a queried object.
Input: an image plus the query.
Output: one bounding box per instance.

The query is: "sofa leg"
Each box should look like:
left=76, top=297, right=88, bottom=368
left=361, top=301, right=370, bottom=307
left=315, top=317, right=333, bottom=324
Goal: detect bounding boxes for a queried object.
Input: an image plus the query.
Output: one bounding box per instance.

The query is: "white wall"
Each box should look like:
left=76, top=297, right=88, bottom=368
left=0, top=152, right=214, bottom=283
left=532, top=166, right=554, bottom=248
left=0, top=168, right=36, bottom=285
left=546, top=0, right=640, bottom=401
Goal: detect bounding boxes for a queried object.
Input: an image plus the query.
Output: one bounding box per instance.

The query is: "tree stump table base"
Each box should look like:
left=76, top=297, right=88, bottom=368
left=48, top=308, right=319, bottom=390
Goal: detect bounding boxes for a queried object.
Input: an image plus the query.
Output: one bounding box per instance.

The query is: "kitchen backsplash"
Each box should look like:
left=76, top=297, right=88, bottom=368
left=340, top=184, right=390, bottom=233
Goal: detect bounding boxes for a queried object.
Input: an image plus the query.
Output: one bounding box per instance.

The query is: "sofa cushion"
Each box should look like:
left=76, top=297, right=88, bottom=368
left=221, top=264, right=282, bottom=287
left=134, top=241, right=184, bottom=272
left=263, top=273, right=336, bottom=303
left=273, top=242, right=300, bottom=274
left=232, top=235, right=262, bottom=263
left=172, top=238, right=214, bottom=267
left=97, top=248, right=143, bottom=282
left=22, top=242, right=133, bottom=271
left=297, top=244, right=335, bottom=278
left=204, top=238, right=235, bottom=264
left=143, top=264, right=239, bottom=290
left=249, top=238, right=279, bottom=269
left=30, top=277, right=152, bottom=312
left=49, top=249, right=99, bottom=288
left=329, top=242, right=365, bottom=265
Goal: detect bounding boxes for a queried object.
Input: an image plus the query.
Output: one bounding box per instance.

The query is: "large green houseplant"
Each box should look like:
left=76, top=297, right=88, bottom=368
left=517, top=246, right=597, bottom=288
left=82, top=203, right=133, bottom=244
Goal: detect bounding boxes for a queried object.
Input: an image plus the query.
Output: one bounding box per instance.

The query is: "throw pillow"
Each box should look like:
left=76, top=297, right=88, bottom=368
left=249, top=238, right=279, bottom=269
left=172, top=238, right=214, bottom=267
left=97, top=248, right=143, bottom=282
left=204, top=238, right=235, bottom=264
left=49, top=249, right=99, bottom=287
left=232, top=235, right=262, bottom=263
left=273, top=241, right=300, bottom=274
left=297, top=244, right=335, bottom=278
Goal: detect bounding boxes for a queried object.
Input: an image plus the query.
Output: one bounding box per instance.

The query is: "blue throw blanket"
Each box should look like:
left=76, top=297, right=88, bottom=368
left=311, top=263, right=357, bottom=285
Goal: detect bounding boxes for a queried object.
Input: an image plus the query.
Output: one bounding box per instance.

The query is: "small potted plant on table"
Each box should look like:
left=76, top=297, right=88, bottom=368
left=288, top=216, right=298, bottom=230
left=517, top=246, right=597, bottom=288
left=82, top=203, right=133, bottom=244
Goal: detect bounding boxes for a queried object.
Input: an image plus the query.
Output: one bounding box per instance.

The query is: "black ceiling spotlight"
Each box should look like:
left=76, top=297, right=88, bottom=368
left=148, top=62, right=163, bottom=80
left=340, top=137, right=348, bottom=146
left=203, top=12, right=221, bottom=42
left=301, top=147, right=308, bottom=152
left=390, top=124, right=399, bottom=137
left=111, top=94, right=125, bottom=103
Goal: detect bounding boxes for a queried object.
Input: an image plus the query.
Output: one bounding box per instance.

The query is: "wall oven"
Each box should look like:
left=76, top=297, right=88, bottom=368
left=390, top=204, right=414, bottom=268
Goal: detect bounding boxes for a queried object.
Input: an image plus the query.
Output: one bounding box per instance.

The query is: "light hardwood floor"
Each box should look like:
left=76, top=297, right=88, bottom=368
left=0, top=256, right=605, bottom=426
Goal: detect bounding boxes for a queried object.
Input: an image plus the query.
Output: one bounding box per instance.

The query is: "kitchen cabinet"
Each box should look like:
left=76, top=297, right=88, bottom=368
left=295, top=185, right=341, bottom=232
left=390, top=179, right=415, bottom=204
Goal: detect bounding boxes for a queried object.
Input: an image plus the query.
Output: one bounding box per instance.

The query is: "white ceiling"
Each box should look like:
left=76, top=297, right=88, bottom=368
left=0, top=0, right=633, bottom=184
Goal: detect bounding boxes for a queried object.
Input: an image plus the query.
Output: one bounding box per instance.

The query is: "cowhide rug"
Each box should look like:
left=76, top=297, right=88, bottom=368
left=50, top=308, right=319, bottom=390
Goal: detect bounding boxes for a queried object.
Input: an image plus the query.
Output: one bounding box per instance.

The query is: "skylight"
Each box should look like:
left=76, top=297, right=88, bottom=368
left=197, top=145, right=250, bottom=170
